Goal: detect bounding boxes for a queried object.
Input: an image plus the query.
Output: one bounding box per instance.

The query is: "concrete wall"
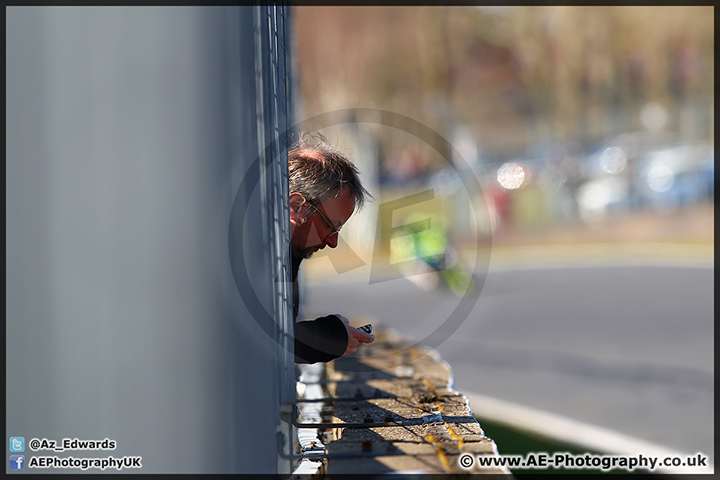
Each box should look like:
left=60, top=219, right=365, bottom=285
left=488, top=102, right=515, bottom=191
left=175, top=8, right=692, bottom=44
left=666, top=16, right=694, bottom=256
left=7, top=6, right=293, bottom=473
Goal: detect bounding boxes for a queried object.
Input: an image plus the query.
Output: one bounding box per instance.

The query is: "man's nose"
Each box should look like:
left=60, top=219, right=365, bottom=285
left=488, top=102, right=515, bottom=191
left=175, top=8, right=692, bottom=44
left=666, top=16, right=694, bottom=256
left=325, top=233, right=339, bottom=249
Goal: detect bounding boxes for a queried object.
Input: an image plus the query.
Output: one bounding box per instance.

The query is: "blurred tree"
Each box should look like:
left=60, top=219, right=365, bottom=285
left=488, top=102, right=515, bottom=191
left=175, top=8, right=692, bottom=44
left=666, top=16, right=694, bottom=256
left=293, top=6, right=713, bottom=159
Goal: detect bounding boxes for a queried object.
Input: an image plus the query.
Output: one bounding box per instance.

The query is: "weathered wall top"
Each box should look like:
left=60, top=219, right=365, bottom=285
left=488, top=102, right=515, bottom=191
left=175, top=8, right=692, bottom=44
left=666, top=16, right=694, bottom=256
left=295, top=328, right=512, bottom=476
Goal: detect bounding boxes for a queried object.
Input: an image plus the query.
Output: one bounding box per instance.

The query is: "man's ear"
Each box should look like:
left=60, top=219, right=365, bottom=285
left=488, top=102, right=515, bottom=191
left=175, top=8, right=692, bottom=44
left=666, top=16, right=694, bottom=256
left=289, top=192, right=307, bottom=223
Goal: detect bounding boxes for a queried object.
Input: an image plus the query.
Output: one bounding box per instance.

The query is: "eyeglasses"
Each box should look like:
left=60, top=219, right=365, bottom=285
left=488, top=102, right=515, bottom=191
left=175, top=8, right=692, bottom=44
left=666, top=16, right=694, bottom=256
left=308, top=203, right=343, bottom=237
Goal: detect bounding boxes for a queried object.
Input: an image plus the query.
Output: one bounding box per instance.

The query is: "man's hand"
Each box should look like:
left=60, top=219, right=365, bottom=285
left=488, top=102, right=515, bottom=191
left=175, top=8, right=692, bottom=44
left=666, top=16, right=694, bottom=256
left=335, top=314, right=375, bottom=357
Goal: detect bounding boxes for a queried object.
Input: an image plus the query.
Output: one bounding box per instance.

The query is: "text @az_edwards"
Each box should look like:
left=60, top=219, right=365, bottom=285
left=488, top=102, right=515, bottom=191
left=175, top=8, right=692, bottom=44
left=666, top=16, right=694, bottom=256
left=28, top=437, right=115, bottom=452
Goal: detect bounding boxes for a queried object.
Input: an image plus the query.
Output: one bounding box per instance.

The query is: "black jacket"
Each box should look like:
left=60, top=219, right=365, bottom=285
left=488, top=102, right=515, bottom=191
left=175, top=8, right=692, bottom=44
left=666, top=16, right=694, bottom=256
left=292, top=254, right=348, bottom=363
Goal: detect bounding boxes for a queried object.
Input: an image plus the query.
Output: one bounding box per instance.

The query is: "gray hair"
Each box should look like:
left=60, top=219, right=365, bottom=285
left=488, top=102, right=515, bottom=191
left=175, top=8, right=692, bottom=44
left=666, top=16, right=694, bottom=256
left=288, top=132, right=372, bottom=210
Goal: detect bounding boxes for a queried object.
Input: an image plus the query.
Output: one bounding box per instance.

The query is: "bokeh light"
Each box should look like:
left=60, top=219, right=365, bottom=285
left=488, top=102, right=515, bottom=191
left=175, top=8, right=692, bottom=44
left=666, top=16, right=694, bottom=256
left=646, top=165, right=675, bottom=193
left=599, top=147, right=627, bottom=174
left=496, top=162, right=528, bottom=190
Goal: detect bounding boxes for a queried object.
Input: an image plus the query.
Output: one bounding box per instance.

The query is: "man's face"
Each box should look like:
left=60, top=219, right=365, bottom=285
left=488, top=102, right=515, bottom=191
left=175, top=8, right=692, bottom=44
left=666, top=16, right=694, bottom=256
left=289, top=188, right=355, bottom=259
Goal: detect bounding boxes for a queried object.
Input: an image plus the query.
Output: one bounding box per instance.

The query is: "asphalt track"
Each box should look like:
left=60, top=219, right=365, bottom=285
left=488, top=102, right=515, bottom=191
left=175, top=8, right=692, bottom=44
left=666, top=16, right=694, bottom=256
left=301, top=251, right=714, bottom=471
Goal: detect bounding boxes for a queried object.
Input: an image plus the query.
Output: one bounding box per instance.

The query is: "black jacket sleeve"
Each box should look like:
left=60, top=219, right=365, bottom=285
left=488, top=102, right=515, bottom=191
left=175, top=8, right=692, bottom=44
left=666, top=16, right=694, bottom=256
left=294, top=314, right=348, bottom=364
left=291, top=253, right=348, bottom=363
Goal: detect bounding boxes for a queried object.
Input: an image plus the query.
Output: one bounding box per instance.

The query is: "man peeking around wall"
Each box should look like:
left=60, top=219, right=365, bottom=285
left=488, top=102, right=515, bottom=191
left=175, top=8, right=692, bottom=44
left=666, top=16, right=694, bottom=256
left=289, top=133, right=375, bottom=363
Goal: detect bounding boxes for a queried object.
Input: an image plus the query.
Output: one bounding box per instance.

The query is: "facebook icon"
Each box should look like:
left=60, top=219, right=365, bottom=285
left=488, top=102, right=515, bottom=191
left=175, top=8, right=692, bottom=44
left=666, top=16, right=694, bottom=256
left=10, top=455, right=25, bottom=470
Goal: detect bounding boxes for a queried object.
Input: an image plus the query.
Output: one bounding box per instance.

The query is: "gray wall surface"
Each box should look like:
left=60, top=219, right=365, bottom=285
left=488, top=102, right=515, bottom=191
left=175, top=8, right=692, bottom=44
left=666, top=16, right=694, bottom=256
left=7, top=6, right=294, bottom=474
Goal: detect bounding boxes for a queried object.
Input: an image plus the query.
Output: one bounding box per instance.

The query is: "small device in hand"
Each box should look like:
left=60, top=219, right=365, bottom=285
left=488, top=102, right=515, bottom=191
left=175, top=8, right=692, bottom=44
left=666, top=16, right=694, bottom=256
left=358, top=324, right=373, bottom=334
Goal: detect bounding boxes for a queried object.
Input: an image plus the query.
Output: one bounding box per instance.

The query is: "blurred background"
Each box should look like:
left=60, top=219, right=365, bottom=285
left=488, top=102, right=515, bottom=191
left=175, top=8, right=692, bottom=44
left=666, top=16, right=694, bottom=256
left=294, top=5, right=714, bottom=472
left=293, top=6, right=713, bottom=255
